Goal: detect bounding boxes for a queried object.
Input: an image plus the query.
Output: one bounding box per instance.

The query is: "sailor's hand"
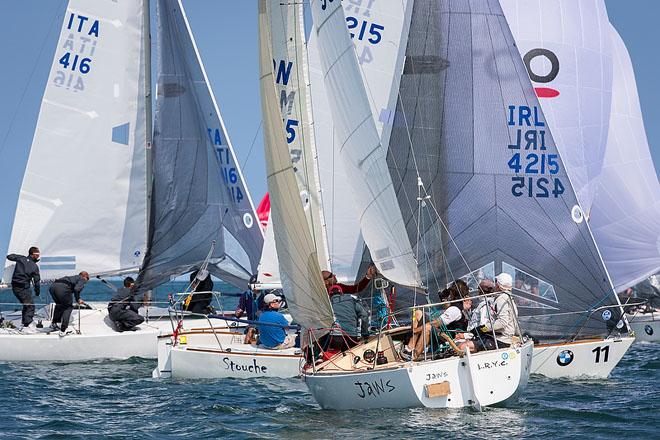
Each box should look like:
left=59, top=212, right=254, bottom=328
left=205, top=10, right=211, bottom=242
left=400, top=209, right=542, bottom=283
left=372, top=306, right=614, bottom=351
left=78, top=299, right=85, bottom=305
left=366, top=265, right=377, bottom=279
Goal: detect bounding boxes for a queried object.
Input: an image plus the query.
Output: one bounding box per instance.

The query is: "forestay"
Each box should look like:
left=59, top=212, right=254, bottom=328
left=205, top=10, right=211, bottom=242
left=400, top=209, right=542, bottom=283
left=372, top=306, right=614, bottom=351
left=309, top=0, right=422, bottom=288
left=588, top=24, right=660, bottom=292
left=4, top=0, right=148, bottom=281
left=501, top=0, right=613, bottom=215
left=384, top=0, right=621, bottom=342
left=137, top=0, right=262, bottom=291
left=258, top=0, right=334, bottom=332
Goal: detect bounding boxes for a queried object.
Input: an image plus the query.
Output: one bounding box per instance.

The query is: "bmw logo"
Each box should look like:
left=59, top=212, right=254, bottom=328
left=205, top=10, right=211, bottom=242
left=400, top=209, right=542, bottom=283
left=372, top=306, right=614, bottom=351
left=645, top=325, right=654, bottom=336
left=601, top=309, right=612, bottom=321
left=557, top=349, right=574, bottom=366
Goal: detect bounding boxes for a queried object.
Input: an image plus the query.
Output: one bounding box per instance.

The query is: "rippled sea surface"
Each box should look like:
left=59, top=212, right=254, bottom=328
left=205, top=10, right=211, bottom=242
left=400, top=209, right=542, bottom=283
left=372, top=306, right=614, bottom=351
left=0, top=283, right=658, bottom=439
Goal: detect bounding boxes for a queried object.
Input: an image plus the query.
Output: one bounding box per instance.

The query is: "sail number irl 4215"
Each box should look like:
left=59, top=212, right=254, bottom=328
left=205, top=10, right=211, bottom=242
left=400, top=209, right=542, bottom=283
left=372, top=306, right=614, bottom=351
left=506, top=105, right=564, bottom=198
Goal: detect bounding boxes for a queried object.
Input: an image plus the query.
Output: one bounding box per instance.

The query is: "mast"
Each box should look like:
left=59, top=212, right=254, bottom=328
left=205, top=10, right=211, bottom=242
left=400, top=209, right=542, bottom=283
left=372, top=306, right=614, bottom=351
left=143, top=0, right=153, bottom=235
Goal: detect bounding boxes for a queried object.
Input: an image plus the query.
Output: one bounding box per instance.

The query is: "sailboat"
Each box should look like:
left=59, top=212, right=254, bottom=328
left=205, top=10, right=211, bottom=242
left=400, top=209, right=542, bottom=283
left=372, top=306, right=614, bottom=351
left=500, top=0, right=644, bottom=376
left=0, top=0, right=262, bottom=361
left=297, top=0, right=543, bottom=410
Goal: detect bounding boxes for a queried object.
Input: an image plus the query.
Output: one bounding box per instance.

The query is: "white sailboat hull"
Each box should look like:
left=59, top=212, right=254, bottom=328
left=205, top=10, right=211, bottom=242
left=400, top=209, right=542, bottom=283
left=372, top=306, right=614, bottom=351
left=304, top=341, right=533, bottom=410
left=628, top=311, right=660, bottom=343
left=153, top=331, right=302, bottom=379
left=531, top=336, right=634, bottom=379
left=0, top=302, right=241, bottom=361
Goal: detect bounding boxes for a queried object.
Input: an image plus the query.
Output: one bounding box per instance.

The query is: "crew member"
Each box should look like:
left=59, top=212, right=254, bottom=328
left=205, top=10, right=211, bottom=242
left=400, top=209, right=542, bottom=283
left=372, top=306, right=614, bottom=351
left=6, top=247, right=41, bottom=332
left=187, top=270, right=213, bottom=314
left=49, top=271, right=89, bottom=336
left=257, top=293, right=294, bottom=349
left=322, top=265, right=377, bottom=294
left=108, top=277, right=145, bottom=332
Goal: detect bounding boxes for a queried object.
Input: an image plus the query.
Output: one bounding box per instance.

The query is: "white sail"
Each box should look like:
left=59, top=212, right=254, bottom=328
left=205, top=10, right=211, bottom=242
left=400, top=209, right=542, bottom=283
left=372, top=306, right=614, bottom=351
left=4, top=0, right=148, bottom=281
left=259, top=0, right=334, bottom=331
left=256, top=1, right=330, bottom=288
left=255, top=215, right=281, bottom=289
left=309, top=0, right=421, bottom=288
left=588, top=24, right=660, bottom=292
left=306, top=0, right=411, bottom=283
left=501, top=0, right=613, bottom=215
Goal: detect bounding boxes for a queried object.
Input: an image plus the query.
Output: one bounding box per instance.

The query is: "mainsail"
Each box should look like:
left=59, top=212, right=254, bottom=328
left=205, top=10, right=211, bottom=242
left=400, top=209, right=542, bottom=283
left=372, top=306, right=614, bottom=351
left=588, top=24, right=660, bottom=292
left=309, top=0, right=422, bottom=288
left=501, top=0, right=614, bottom=215
left=256, top=0, right=329, bottom=288
left=380, top=0, right=621, bottom=341
left=258, top=0, right=334, bottom=332
left=137, top=0, right=263, bottom=291
left=3, top=0, right=148, bottom=281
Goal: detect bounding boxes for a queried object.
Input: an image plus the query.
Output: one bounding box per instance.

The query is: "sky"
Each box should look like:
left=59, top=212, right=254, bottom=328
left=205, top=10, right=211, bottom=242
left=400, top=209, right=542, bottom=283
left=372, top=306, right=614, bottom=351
left=0, top=0, right=658, bottom=256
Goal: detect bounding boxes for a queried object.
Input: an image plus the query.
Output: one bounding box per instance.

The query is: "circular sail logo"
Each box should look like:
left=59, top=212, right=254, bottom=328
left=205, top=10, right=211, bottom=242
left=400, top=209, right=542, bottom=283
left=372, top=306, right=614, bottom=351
left=645, top=325, right=654, bottom=336
left=243, top=213, right=254, bottom=229
left=557, top=350, right=574, bottom=366
left=523, top=48, right=560, bottom=98
left=602, top=309, right=612, bottom=321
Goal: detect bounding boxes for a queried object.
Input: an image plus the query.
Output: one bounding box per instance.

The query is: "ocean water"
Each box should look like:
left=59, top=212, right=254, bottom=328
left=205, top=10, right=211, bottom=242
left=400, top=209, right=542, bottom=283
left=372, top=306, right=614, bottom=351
left=0, top=282, right=658, bottom=439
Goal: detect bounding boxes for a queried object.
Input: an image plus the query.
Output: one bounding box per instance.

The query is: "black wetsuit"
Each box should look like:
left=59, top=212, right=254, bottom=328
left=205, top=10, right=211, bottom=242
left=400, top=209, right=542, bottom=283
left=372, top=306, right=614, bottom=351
left=49, top=275, right=86, bottom=332
left=187, top=271, right=213, bottom=314
left=6, top=254, right=40, bottom=326
left=108, top=287, right=144, bottom=331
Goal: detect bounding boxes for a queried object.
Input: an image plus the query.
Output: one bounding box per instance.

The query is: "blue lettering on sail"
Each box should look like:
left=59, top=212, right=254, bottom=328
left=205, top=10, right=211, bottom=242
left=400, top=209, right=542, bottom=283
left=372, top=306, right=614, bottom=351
left=55, top=13, right=100, bottom=91
left=209, top=127, right=245, bottom=205
left=273, top=60, right=293, bottom=86
left=507, top=105, right=564, bottom=199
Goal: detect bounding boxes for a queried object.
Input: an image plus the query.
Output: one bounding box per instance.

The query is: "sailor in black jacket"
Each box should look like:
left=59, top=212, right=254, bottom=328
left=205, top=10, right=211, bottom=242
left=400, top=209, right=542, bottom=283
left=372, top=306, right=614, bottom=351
left=49, top=271, right=89, bottom=335
left=6, top=246, right=41, bottom=330
left=108, top=277, right=144, bottom=332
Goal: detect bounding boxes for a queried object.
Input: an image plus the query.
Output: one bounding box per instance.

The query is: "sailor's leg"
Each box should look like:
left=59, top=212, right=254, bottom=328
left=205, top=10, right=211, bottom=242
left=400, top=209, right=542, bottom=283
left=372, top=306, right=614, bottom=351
left=59, top=294, right=74, bottom=332
left=13, top=287, right=34, bottom=326
left=122, top=310, right=145, bottom=328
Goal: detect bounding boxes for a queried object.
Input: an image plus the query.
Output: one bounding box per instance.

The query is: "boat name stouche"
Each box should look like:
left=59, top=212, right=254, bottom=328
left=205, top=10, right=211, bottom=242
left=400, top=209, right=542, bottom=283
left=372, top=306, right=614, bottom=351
left=55, top=13, right=100, bottom=92
left=354, top=378, right=395, bottom=399
left=506, top=105, right=565, bottom=199
left=222, top=357, right=267, bottom=375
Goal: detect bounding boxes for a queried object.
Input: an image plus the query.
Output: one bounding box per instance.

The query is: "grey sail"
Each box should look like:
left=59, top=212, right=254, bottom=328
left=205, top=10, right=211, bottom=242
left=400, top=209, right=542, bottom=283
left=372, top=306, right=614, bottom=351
left=385, top=0, right=621, bottom=342
left=137, top=0, right=263, bottom=291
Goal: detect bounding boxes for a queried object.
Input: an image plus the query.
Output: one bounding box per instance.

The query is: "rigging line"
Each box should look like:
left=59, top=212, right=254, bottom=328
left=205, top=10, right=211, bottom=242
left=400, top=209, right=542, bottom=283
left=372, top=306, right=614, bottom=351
left=0, top=0, right=67, bottom=158
left=239, top=120, right=263, bottom=172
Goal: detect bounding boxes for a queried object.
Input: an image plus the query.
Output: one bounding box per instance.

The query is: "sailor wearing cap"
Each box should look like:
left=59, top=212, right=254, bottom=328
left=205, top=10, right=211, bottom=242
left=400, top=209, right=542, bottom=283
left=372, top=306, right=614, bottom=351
left=257, top=293, right=295, bottom=349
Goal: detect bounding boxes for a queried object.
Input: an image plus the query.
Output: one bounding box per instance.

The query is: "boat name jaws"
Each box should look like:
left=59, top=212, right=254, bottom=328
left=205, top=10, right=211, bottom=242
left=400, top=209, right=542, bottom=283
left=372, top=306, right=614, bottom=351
left=354, top=378, right=396, bottom=399
left=222, top=357, right=268, bottom=375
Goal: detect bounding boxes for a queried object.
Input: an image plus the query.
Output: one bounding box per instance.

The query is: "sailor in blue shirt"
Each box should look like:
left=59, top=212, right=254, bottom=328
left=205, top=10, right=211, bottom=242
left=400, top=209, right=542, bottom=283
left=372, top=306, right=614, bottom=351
left=257, top=293, right=294, bottom=349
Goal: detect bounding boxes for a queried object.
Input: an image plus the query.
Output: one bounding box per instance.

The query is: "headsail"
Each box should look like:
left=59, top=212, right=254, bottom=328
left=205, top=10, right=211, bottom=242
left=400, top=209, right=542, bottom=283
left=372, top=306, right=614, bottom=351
left=258, top=0, right=334, bottom=332
left=309, top=0, right=422, bottom=288
left=588, top=24, right=660, bottom=292
left=501, top=0, right=614, bottom=215
left=137, top=0, right=263, bottom=291
left=3, top=0, right=148, bottom=281
left=255, top=0, right=330, bottom=288
left=384, top=0, right=620, bottom=342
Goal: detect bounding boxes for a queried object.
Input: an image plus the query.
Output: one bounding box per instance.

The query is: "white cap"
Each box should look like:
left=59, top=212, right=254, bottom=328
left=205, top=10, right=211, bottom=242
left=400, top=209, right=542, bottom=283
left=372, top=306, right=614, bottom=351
left=495, top=272, right=513, bottom=290
left=263, top=293, right=280, bottom=304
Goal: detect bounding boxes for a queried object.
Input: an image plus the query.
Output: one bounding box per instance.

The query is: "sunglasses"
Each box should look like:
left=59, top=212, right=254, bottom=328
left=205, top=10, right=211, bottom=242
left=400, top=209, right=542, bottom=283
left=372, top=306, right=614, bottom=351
left=323, top=273, right=335, bottom=281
